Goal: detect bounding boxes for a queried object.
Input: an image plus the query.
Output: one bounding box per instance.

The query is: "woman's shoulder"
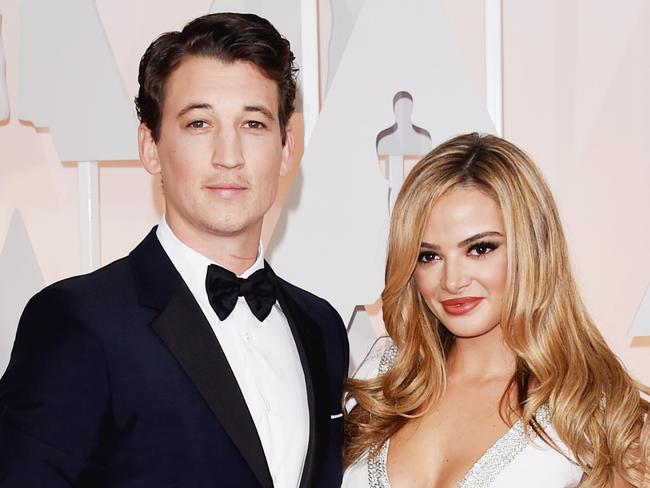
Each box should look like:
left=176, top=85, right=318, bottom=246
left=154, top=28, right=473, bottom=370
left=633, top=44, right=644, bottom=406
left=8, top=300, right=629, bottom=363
left=352, top=336, right=398, bottom=380
left=345, top=336, right=397, bottom=414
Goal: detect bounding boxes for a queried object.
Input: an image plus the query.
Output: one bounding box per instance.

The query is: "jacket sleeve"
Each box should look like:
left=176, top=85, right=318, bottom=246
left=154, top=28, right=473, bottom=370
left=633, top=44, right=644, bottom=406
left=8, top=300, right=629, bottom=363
left=0, top=285, right=110, bottom=486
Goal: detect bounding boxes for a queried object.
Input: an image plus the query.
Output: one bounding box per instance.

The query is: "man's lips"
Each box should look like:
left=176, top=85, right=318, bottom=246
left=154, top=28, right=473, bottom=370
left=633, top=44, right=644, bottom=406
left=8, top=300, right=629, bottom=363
left=205, top=184, right=247, bottom=197
left=440, top=297, right=483, bottom=316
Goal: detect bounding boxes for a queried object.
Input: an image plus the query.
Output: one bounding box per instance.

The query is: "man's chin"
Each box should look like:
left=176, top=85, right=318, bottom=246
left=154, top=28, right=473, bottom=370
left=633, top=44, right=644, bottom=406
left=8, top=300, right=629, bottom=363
left=201, top=218, right=259, bottom=238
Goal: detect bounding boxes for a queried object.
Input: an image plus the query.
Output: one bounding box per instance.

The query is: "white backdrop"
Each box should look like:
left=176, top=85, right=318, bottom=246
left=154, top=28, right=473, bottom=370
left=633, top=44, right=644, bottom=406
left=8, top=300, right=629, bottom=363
left=0, top=0, right=648, bottom=381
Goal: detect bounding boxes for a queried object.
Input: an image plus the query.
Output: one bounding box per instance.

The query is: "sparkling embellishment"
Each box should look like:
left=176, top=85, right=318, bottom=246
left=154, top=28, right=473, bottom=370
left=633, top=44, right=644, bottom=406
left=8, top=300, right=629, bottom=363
left=367, top=341, right=553, bottom=488
left=378, top=343, right=398, bottom=375
left=367, top=344, right=398, bottom=487
left=367, top=440, right=390, bottom=488
left=458, top=404, right=552, bottom=488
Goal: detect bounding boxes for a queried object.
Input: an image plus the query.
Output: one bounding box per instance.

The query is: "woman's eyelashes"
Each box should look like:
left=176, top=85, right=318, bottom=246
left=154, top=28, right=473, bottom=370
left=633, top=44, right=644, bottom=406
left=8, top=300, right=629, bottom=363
left=467, top=241, right=499, bottom=257
left=417, top=250, right=440, bottom=264
left=417, top=241, right=500, bottom=264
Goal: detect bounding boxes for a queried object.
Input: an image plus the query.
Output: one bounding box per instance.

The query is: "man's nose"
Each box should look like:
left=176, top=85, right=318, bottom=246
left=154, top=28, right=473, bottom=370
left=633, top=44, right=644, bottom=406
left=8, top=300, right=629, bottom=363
left=211, top=127, right=244, bottom=168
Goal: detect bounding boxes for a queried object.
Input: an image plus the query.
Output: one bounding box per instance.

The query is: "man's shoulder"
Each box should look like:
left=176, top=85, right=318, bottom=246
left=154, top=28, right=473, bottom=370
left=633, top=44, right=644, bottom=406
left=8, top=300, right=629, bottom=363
left=28, top=255, right=134, bottom=313
left=31, top=227, right=163, bottom=307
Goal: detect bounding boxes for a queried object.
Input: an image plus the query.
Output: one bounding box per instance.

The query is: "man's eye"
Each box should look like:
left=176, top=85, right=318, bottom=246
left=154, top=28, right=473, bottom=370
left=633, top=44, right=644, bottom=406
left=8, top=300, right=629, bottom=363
left=244, top=121, right=266, bottom=129
left=417, top=251, right=439, bottom=263
left=187, top=120, right=207, bottom=129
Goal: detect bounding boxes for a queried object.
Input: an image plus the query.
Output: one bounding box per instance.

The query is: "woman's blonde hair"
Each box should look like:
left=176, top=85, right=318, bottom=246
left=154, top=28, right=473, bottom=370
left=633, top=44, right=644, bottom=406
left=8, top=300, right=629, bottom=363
left=344, top=133, right=649, bottom=486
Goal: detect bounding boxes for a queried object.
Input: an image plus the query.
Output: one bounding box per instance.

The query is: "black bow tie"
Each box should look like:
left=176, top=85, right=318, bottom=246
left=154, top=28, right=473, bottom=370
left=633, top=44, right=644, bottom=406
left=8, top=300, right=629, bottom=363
left=205, top=263, right=276, bottom=322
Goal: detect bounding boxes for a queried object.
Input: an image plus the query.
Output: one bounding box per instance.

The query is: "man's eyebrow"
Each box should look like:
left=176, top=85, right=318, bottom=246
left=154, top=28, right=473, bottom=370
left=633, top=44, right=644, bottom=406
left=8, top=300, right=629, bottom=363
left=177, top=103, right=213, bottom=119
left=419, top=231, right=504, bottom=251
left=243, top=105, right=275, bottom=121
left=457, top=231, right=503, bottom=247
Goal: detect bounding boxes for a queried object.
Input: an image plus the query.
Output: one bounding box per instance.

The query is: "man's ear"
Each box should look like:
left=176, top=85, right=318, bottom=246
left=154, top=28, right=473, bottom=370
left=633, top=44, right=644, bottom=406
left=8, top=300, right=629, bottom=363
left=279, top=125, right=295, bottom=177
left=139, top=123, right=161, bottom=175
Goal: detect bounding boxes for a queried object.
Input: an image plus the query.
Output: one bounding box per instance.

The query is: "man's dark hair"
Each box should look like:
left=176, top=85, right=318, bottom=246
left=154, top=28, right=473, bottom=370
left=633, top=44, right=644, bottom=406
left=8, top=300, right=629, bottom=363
left=135, top=13, right=297, bottom=144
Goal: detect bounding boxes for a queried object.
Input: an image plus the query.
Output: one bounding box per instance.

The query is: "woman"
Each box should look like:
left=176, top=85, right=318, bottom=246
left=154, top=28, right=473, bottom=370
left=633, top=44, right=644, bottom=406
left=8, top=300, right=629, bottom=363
left=343, top=133, right=649, bottom=487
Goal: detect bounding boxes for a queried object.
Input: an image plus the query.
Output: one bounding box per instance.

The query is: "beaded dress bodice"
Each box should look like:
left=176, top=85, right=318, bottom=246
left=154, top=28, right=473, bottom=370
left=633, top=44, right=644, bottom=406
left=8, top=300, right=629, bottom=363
left=367, top=404, right=553, bottom=488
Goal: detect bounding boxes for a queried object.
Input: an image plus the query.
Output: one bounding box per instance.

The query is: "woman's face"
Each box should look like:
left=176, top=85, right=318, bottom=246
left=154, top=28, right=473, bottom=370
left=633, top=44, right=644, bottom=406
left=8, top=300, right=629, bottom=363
left=413, top=186, right=508, bottom=339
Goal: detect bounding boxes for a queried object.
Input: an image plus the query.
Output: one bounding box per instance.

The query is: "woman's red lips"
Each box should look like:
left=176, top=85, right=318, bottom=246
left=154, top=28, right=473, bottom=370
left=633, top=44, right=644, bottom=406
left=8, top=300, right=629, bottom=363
left=440, top=297, right=483, bottom=316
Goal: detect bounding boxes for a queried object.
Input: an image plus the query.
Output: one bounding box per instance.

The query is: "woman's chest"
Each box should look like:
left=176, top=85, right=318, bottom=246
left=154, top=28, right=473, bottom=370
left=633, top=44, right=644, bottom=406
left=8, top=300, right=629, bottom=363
left=366, top=404, right=582, bottom=488
left=387, top=384, right=516, bottom=488
left=387, top=403, right=512, bottom=488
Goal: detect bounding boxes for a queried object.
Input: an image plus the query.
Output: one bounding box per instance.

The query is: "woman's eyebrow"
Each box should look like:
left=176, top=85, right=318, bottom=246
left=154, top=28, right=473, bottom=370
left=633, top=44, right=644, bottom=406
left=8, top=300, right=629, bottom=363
left=457, top=231, right=503, bottom=247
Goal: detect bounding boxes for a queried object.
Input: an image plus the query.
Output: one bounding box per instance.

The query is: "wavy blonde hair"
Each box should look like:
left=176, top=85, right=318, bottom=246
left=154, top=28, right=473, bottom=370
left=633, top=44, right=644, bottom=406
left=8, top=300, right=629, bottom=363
left=344, top=133, right=649, bottom=486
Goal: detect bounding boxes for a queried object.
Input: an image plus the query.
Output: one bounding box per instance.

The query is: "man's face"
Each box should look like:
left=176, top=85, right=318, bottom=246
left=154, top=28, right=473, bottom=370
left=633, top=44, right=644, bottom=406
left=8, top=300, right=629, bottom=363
left=140, top=56, right=293, bottom=244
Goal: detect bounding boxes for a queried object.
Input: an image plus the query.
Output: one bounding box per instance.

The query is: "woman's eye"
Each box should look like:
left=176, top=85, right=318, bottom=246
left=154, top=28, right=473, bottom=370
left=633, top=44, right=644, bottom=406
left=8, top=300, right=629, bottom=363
left=468, top=241, right=497, bottom=257
left=417, top=251, right=439, bottom=263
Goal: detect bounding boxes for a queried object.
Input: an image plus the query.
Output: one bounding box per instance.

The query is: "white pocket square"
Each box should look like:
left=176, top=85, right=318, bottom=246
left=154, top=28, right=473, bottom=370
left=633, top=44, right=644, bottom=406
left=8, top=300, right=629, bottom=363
left=330, top=412, right=343, bottom=419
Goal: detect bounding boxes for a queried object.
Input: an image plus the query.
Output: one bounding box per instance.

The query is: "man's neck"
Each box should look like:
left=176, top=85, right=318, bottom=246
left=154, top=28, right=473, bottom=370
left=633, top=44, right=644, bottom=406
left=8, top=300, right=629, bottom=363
left=165, top=217, right=261, bottom=276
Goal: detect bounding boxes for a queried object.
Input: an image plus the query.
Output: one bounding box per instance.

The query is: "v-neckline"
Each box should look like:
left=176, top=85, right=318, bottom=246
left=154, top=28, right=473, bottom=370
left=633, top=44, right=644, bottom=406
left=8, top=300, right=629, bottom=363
left=458, top=404, right=551, bottom=486
left=370, top=404, right=552, bottom=488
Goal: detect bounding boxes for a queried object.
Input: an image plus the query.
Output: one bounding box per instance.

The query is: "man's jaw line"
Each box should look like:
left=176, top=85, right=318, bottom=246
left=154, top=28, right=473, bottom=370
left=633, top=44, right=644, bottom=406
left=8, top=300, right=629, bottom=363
left=165, top=210, right=263, bottom=270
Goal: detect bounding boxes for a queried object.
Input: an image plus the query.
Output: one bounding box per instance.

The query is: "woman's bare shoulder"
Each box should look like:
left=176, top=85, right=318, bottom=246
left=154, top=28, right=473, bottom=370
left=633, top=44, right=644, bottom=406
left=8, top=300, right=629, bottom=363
left=351, top=336, right=396, bottom=380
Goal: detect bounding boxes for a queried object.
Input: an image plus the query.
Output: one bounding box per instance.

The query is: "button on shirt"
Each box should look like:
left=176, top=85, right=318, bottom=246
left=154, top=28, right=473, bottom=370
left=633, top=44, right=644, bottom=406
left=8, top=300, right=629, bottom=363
left=157, top=219, right=309, bottom=487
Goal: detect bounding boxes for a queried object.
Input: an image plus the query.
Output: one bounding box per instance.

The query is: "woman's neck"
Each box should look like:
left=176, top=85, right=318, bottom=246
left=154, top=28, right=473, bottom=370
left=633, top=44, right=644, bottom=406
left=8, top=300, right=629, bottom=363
left=445, top=325, right=517, bottom=381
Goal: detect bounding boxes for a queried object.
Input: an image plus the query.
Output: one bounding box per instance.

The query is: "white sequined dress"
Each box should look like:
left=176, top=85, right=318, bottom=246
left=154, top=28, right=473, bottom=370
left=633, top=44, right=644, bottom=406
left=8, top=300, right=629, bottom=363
left=342, top=338, right=584, bottom=488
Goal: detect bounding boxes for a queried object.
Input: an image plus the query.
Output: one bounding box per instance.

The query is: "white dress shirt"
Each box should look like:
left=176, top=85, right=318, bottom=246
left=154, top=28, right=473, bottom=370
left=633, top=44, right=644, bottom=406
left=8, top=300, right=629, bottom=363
left=157, top=219, right=309, bottom=488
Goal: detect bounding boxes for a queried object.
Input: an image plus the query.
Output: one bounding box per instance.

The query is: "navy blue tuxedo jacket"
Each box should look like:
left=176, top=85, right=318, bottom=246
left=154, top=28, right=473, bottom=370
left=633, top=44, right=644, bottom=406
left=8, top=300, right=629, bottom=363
left=0, top=229, right=349, bottom=487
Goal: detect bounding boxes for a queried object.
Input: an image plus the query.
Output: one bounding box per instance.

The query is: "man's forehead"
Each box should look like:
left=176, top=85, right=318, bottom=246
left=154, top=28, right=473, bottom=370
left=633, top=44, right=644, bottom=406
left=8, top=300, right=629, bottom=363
left=162, top=56, right=280, bottom=113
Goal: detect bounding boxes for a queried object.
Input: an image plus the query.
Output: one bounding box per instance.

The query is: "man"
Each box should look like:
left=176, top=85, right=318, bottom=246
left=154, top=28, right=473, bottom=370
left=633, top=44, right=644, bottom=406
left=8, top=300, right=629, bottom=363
left=0, top=13, right=348, bottom=488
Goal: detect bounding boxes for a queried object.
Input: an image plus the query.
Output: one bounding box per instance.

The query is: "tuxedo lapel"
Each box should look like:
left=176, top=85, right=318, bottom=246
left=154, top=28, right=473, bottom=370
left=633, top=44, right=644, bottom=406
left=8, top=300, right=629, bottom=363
left=272, top=272, right=330, bottom=488
left=129, top=229, right=273, bottom=488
